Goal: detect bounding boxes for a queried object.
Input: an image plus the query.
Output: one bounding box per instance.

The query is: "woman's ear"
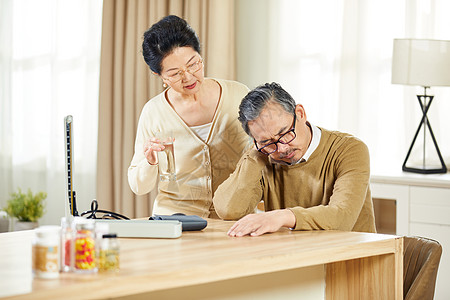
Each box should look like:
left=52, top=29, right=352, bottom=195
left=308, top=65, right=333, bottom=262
left=152, top=71, right=168, bottom=88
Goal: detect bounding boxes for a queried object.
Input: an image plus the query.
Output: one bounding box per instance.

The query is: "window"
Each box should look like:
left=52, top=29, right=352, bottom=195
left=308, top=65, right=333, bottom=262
left=237, top=0, right=450, bottom=171
left=0, top=0, right=103, bottom=225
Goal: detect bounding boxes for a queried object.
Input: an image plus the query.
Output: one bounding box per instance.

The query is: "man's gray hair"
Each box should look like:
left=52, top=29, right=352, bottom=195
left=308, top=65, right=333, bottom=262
left=238, top=82, right=296, bottom=136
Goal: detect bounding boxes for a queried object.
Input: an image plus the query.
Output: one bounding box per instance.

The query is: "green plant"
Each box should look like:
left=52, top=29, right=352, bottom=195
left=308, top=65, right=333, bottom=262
left=3, top=188, right=47, bottom=222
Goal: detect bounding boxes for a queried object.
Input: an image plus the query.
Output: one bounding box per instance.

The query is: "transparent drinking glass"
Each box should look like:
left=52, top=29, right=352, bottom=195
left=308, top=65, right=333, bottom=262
left=156, top=131, right=176, bottom=181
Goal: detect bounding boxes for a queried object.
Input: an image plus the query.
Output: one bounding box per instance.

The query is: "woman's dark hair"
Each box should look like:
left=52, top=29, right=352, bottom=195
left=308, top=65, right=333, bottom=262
left=142, top=15, right=201, bottom=74
left=238, top=82, right=296, bottom=136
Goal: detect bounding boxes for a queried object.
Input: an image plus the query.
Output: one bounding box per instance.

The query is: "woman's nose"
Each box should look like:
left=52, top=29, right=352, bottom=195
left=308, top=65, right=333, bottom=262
left=181, top=69, right=194, bottom=81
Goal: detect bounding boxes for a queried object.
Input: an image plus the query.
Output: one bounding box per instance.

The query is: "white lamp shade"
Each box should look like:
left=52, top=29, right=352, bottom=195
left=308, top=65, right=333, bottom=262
left=392, top=39, right=450, bottom=87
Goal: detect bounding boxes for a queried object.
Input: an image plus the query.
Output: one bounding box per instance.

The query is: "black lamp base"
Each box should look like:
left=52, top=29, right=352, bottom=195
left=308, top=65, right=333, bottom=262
left=402, top=88, right=447, bottom=174
left=402, top=165, right=447, bottom=175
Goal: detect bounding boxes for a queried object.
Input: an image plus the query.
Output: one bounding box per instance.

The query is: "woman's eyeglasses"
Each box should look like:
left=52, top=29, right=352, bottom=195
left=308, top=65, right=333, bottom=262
left=162, top=59, right=203, bottom=83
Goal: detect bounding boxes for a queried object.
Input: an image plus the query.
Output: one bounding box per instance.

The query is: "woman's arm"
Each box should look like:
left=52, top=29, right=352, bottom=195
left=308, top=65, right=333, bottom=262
left=127, top=111, right=159, bottom=195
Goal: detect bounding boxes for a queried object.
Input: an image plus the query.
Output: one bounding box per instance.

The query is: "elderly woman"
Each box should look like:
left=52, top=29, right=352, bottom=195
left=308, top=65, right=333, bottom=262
left=128, top=15, right=250, bottom=218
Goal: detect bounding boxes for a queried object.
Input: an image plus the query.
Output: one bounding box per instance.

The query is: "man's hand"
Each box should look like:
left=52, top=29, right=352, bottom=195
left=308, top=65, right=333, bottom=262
left=227, top=209, right=296, bottom=237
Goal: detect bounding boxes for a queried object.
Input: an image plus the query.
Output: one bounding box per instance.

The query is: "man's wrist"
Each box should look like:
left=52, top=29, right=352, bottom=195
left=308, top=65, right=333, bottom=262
left=282, top=209, right=296, bottom=228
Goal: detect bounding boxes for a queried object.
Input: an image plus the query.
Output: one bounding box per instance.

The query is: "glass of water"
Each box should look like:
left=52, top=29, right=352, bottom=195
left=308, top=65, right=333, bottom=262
left=156, top=131, right=176, bottom=181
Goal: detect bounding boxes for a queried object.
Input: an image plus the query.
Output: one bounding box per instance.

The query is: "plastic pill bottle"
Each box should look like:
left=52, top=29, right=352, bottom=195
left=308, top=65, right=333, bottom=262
left=73, top=218, right=97, bottom=273
left=33, top=225, right=61, bottom=279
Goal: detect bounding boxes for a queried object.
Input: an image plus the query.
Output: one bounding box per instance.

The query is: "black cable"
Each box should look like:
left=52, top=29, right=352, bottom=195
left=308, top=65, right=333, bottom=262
left=80, top=199, right=130, bottom=220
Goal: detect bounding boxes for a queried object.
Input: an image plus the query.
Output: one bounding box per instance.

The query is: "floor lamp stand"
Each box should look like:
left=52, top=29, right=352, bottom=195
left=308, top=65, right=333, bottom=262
left=402, top=87, right=447, bottom=174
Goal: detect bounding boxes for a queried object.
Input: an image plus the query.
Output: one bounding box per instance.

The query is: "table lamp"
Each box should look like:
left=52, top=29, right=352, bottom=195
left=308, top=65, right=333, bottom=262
left=392, top=38, right=450, bottom=174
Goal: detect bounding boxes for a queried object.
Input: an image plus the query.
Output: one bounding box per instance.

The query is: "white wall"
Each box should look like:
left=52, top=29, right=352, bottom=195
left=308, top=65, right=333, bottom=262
left=235, top=0, right=281, bottom=90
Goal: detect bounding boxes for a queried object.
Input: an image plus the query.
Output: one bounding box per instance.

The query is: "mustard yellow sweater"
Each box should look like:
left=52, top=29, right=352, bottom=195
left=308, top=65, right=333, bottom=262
left=213, top=128, right=376, bottom=233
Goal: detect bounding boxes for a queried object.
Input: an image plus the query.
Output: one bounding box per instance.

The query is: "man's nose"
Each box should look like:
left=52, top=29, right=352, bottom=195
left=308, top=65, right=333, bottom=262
left=277, top=143, right=290, bottom=152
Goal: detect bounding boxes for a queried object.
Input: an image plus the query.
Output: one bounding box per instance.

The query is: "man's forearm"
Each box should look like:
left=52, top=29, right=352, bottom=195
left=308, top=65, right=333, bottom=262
left=213, top=149, right=267, bottom=220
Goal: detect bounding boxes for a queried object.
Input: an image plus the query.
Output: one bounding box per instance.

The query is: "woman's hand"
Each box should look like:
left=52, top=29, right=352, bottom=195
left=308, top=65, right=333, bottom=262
left=143, top=137, right=166, bottom=165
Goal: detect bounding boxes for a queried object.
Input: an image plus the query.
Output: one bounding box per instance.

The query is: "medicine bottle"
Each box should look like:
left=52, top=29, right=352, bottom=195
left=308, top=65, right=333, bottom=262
left=98, top=233, right=120, bottom=273
left=33, top=225, right=60, bottom=279
left=73, top=218, right=97, bottom=273
left=60, top=217, right=73, bottom=272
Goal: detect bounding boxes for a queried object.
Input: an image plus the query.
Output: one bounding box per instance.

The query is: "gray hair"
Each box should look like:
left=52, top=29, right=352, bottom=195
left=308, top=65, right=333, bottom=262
left=238, top=82, right=296, bottom=136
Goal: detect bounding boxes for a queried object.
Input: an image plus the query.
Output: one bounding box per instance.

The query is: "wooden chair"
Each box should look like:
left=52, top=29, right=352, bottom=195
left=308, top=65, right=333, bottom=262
left=403, top=236, right=442, bottom=300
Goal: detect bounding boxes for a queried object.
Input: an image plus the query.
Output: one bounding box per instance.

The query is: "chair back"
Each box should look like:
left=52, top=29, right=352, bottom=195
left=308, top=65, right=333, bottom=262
left=403, top=236, right=442, bottom=300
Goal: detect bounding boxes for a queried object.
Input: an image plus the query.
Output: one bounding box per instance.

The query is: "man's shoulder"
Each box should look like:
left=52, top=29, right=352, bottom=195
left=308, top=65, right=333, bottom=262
left=317, top=128, right=369, bottom=161
left=315, top=128, right=370, bottom=173
left=319, top=127, right=367, bottom=148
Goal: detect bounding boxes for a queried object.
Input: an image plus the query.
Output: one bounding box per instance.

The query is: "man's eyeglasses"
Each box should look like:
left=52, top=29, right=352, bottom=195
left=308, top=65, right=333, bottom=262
left=254, top=115, right=297, bottom=155
left=162, top=58, right=203, bottom=83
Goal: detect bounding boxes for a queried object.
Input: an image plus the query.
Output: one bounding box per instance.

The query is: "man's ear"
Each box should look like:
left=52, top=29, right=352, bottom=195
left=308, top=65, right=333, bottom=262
left=295, top=104, right=307, bottom=121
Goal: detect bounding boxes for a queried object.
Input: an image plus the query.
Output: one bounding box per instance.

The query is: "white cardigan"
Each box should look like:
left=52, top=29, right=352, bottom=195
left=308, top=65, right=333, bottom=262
left=128, top=78, right=250, bottom=217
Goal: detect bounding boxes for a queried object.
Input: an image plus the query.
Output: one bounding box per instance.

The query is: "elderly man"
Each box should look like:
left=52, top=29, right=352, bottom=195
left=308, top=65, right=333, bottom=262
left=213, top=82, right=376, bottom=237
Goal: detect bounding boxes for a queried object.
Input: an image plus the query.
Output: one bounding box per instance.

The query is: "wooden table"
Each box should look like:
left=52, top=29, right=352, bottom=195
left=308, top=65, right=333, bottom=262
left=3, top=219, right=403, bottom=300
